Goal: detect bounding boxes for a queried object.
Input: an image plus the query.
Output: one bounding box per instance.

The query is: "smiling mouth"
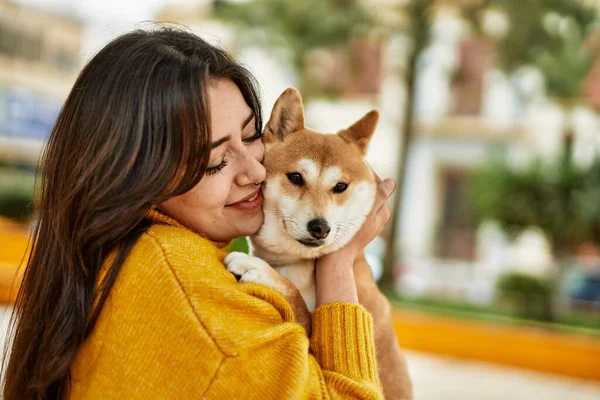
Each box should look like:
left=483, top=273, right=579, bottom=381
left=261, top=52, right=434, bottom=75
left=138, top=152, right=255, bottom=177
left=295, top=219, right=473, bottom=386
left=297, top=239, right=324, bottom=248
left=227, top=188, right=261, bottom=207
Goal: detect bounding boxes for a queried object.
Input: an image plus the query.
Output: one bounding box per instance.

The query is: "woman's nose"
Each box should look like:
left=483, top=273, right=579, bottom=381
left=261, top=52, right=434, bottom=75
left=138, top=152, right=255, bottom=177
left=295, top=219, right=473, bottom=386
left=236, top=148, right=266, bottom=187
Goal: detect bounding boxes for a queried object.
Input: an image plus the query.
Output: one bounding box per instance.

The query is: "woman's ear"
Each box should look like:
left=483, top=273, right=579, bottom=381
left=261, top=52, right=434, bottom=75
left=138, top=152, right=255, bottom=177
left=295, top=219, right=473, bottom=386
left=263, top=88, right=305, bottom=144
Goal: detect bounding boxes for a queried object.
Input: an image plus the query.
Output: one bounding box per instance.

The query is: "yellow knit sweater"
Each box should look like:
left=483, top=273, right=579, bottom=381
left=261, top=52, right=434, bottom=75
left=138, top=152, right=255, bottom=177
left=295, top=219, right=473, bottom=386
left=70, top=211, right=383, bottom=399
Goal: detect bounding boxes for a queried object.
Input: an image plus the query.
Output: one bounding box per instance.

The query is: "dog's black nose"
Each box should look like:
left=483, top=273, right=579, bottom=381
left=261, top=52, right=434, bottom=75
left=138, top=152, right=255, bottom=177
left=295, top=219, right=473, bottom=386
left=307, top=219, right=331, bottom=240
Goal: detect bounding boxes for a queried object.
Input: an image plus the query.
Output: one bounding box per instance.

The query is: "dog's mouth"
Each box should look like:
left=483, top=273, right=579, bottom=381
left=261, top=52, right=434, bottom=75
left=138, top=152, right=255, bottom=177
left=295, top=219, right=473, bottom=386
left=297, top=239, right=324, bottom=248
left=281, top=219, right=326, bottom=248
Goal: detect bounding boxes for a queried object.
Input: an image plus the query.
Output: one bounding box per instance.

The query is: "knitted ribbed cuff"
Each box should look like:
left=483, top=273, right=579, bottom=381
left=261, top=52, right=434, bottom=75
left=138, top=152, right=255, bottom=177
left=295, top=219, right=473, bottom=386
left=309, top=303, right=379, bottom=383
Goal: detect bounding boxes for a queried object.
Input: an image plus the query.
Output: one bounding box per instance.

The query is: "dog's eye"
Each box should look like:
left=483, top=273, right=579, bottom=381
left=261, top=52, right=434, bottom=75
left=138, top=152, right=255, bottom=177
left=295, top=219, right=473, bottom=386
left=287, top=172, right=304, bottom=186
left=333, top=182, right=348, bottom=193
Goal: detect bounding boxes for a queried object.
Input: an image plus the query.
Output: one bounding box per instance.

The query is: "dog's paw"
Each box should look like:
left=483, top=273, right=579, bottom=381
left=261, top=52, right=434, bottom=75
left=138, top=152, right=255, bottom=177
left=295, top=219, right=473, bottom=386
left=224, top=252, right=266, bottom=276
left=224, top=252, right=284, bottom=290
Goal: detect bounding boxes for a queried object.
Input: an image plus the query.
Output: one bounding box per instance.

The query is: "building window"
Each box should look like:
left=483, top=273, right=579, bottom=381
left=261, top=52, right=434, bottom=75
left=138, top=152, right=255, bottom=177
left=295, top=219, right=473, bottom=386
left=434, top=168, right=476, bottom=260
left=452, top=39, right=493, bottom=116
left=303, top=37, right=384, bottom=99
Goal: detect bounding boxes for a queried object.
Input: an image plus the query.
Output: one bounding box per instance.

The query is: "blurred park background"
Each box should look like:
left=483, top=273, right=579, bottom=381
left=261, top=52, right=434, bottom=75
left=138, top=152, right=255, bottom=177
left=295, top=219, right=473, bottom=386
left=1, top=0, right=600, bottom=398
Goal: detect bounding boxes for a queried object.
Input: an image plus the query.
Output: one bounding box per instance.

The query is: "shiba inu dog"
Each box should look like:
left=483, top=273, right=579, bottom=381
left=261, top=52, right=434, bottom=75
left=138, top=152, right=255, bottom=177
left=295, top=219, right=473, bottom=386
left=226, top=87, right=377, bottom=320
left=225, top=88, right=412, bottom=399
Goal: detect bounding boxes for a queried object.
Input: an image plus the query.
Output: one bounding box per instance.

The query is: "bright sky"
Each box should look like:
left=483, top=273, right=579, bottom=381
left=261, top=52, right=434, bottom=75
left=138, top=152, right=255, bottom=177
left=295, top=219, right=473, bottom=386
left=14, top=0, right=166, bottom=22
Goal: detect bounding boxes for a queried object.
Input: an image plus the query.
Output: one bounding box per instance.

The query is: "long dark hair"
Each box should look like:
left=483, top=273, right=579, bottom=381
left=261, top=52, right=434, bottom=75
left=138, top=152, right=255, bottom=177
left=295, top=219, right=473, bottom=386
left=3, top=27, right=262, bottom=399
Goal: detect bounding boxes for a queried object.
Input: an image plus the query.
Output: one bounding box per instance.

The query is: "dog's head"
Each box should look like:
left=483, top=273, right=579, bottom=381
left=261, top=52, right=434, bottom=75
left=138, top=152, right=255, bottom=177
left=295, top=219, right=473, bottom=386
left=253, top=88, right=378, bottom=259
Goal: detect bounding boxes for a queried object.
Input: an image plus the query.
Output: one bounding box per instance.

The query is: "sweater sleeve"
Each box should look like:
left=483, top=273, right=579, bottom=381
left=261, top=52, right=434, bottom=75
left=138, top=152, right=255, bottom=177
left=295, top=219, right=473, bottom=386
left=200, top=281, right=383, bottom=400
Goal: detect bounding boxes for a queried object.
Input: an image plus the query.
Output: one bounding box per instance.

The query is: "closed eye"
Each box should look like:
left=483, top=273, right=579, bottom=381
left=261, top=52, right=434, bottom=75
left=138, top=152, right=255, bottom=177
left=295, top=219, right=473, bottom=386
left=243, top=130, right=264, bottom=143
left=206, top=158, right=228, bottom=175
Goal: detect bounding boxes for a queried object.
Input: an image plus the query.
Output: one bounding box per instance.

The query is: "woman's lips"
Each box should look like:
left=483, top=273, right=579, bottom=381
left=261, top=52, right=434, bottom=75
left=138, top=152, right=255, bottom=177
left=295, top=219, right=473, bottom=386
left=227, top=189, right=263, bottom=210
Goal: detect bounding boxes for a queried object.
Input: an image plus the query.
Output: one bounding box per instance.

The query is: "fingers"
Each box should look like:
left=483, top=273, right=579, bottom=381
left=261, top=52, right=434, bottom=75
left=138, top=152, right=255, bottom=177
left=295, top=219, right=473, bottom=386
left=373, top=194, right=391, bottom=224
left=368, top=165, right=393, bottom=195
left=381, top=178, right=396, bottom=196
left=371, top=168, right=382, bottom=184
left=371, top=178, right=396, bottom=212
left=372, top=179, right=394, bottom=228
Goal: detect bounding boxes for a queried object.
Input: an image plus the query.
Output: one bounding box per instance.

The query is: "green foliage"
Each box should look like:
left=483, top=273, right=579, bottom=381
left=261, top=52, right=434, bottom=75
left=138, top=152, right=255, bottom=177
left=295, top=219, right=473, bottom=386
left=536, top=19, right=599, bottom=101
left=214, top=0, right=376, bottom=72
left=468, top=154, right=600, bottom=254
left=496, top=272, right=554, bottom=321
left=479, top=0, right=597, bottom=69
left=404, top=0, right=435, bottom=49
left=385, top=291, right=600, bottom=332
left=0, top=167, right=36, bottom=222
left=473, top=0, right=599, bottom=102
left=577, top=158, right=600, bottom=242
left=229, top=236, right=250, bottom=254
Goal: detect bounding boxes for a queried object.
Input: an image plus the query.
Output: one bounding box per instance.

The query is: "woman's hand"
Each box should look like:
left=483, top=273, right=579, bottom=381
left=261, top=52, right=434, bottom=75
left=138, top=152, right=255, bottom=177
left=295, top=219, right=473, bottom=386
left=326, top=174, right=396, bottom=262
left=314, top=174, right=396, bottom=307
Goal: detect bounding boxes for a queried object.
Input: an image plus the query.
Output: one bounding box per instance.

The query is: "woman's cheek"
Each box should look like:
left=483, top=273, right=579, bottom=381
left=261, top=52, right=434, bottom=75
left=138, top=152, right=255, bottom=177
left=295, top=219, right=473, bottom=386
left=252, top=141, right=266, bottom=162
left=212, top=172, right=235, bottom=207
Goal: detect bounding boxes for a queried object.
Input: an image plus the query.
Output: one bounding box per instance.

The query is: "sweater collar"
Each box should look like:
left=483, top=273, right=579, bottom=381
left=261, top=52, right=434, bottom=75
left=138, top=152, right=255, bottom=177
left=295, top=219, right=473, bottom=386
left=146, top=209, right=230, bottom=249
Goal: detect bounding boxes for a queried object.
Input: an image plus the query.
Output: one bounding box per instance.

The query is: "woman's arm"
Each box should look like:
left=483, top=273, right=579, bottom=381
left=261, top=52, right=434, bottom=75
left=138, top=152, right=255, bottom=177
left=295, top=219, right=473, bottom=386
left=318, top=177, right=413, bottom=400
left=202, top=289, right=383, bottom=400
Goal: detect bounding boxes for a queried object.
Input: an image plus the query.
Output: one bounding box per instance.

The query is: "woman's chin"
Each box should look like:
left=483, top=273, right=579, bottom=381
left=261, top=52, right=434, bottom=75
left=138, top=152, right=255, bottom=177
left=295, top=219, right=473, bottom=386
left=215, top=211, right=264, bottom=242
left=239, top=214, right=264, bottom=237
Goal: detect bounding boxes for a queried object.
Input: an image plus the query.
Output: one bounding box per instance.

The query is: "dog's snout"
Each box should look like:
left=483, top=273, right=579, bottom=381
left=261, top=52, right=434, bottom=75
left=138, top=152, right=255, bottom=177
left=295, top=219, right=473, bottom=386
left=307, top=219, right=331, bottom=240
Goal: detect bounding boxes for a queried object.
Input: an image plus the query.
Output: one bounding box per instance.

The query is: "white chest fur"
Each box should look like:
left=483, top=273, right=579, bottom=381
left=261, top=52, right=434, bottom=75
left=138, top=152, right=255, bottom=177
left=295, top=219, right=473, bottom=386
left=251, top=244, right=318, bottom=312
left=275, top=261, right=317, bottom=312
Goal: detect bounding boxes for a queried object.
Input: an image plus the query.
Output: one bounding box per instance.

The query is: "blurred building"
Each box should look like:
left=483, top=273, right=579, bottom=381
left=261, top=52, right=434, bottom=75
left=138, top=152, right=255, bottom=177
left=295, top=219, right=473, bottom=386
left=0, top=0, right=82, bottom=165
left=398, top=16, right=600, bottom=304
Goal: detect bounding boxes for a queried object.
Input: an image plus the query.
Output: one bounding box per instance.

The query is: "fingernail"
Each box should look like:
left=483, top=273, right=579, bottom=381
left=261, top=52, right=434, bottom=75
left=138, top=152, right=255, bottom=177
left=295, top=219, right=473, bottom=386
left=383, top=179, right=396, bottom=193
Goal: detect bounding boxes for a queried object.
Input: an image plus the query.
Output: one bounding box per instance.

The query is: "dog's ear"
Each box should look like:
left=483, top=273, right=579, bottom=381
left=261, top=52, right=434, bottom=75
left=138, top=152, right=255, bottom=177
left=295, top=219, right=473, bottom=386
left=264, top=88, right=305, bottom=144
left=338, top=110, right=379, bottom=156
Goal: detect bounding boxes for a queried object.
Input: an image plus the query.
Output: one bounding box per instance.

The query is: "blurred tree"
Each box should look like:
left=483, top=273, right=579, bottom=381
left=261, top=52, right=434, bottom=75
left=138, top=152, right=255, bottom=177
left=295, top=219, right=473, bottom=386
left=379, top=0, right=434, bottom=290
left=213, top=0, right=377, bottom=96
left=468, top=153, right=597, bottom=258
left=468, top=152, right=600, bottom=320
left=470, top=0, right=599, bottom=150
left=381, top=0, right=486, bottom=290
left=496, top=271, right=554, bottom=321
left=467, top=0, right=599, bottom=252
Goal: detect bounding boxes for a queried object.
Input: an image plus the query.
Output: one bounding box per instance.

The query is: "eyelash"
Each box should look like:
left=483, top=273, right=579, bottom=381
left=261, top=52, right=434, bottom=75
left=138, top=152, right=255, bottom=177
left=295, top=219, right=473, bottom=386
left=243, top=130, right=264, bottom=143
left=206, top=158, right=228, bottom=175
left=206, top=130, right=263, bottom=175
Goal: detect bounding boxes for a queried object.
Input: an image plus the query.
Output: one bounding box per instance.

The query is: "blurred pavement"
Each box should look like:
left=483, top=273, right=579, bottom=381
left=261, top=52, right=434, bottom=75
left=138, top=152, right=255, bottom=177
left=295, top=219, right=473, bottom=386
left=406, top=350, right=600, bottom=400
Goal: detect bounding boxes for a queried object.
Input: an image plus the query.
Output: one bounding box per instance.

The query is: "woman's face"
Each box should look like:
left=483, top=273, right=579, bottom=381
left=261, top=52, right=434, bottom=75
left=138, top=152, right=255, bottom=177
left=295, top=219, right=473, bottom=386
left=159, top=78, right=266, bottom=242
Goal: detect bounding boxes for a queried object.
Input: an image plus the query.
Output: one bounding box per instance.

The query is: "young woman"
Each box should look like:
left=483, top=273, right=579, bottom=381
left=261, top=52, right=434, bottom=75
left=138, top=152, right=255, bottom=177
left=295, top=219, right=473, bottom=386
left=3, top=28, right=400, bottom=399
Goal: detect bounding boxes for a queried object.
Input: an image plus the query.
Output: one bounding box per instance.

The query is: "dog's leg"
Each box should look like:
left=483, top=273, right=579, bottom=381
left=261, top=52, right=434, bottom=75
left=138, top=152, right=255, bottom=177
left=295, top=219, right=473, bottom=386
left=354, top=253, right=413, bottom=400
left=225, top=252, right=312, bottom=335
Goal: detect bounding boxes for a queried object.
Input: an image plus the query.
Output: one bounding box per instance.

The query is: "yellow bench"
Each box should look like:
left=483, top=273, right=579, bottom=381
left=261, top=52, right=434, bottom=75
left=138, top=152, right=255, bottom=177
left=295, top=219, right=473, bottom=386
left=0, top=217, right=28, bottom=304
left=393, top=308, right=600, bottom=382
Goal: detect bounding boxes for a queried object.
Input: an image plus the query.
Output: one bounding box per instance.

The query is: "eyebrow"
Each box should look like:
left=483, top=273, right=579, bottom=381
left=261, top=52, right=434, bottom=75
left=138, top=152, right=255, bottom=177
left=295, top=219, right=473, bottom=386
left=211, top=136, right=231, bottom=149
left=210, top=111, right=255, bottom=149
